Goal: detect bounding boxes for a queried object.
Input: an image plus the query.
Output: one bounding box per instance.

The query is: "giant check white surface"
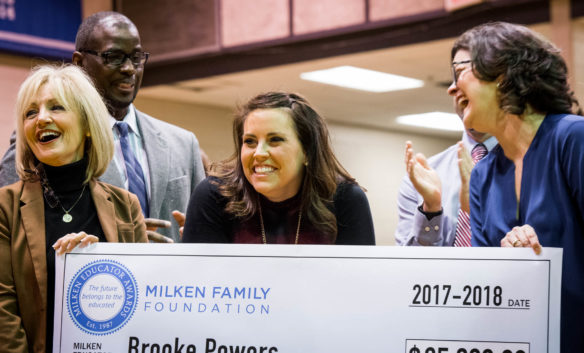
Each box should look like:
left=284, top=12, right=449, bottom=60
left=54, top=244, right=561, bottom=353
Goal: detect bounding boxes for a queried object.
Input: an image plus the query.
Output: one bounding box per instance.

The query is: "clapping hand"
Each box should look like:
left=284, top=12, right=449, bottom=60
left=405, top=141, right=442, bottom=212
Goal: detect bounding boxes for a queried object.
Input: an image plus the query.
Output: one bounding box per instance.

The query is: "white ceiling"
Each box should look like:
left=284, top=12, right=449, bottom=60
left=139, top=21, right=584, bottom=139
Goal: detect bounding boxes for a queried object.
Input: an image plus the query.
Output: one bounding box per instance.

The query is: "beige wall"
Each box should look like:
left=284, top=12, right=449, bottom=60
left=329, top=123, right=454, bottom=245
left=0, top=55, right=36, bottom=154
left=135, top=96, right=456, bottom=245
left=133, top=97, right=234, bottom=163
left=573, top=18, right=584, bottom=104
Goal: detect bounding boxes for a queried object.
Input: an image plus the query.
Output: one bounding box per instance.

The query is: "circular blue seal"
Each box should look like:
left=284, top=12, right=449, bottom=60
left=66, top=260, right=138, bottom=335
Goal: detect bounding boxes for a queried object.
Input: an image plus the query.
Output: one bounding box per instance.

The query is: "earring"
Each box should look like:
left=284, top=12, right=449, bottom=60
left=304, top=161, right=308, bottom=166
left=86, top=132, right=91, bottom=137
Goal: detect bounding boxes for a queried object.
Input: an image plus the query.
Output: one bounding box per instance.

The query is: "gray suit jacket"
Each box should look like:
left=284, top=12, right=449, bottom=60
left=0, top=108, right=205, bottom=241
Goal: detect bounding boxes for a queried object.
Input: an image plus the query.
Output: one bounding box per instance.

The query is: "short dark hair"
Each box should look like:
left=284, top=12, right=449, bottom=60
left=75, top=11, right=136, bottom=51
left=213, top=91, right=356, bottom=239
left=452, top=22, right=580, bottom=115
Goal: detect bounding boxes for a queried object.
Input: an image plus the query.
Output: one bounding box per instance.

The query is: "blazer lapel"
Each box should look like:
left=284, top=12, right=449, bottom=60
left=99, top=158, right=124, bottom=188
left=20, top=182, right=48, bottom=309
left=136, top=108, right=169, bottom=219
left=91, top=180, right=118, bottom=243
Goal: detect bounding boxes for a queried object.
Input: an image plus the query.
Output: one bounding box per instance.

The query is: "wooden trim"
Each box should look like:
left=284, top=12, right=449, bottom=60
left=365, top=0, right=370, bottom=23
left=571, top=0, right=583, bottom=16
left=216, top=0, right=223, bottom=50
left=82, top=0, right=113, bottom=18
left=550, top=0, right=573, bottom=83
left=289, top=0, right=294, bottom=36
left=142, top=0, right=553, bottom=87
left=113, top=0, right=122, bottom=12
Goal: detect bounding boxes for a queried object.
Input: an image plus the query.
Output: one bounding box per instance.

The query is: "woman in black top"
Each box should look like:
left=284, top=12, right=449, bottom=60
left=183, top=92, right=375, bottom=244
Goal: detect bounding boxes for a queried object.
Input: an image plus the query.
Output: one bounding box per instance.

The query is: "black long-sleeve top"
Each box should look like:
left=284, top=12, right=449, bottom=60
left=182, top=177, right=375, bottom=245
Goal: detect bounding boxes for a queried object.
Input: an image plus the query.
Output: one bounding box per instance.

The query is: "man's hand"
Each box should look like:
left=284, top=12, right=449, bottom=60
left=145, top=218, right=171, bottom=231
left=457, top=141, right=473, bottom=213
left=144, top=218, right=174, bottom=243
left=172, top=210, right=186, bottom=240
left=53, top=232, right=99, bottom=255
left=405, top=141, right=442, bottom=212
left=146, top=231, right=174, bottom=243
left=501, top=224, right=542, bottom=255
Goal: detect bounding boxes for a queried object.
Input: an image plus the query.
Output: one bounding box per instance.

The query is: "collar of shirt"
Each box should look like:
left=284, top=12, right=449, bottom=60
left=109, top=104, right=141, bottom=137
left=462, top=132, right=498, bottom=152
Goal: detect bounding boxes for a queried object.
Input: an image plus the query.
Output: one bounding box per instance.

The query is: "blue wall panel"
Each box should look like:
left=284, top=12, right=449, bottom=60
left=0, top=0, right=81, bottom=60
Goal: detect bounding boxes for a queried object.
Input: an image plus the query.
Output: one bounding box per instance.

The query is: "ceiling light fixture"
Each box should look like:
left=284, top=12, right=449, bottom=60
left=300, top=65, right=424, bottom=92
left=396, top=112, right=464, bottom=132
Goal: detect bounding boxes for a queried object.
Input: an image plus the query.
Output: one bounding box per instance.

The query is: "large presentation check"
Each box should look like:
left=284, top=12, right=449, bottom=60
left=54, top=244, right=561, bottom=353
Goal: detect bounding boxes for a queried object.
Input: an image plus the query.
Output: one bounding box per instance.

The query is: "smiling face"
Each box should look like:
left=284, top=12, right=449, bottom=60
left=448, top=49, right=502, bottom=136
left=75, top=17, right=143, bottom=120
left=241, top=108, right=306, bottom=202
left=447, top=50, right=491, bottom=143
left=23, top=84, right=86, bottom=167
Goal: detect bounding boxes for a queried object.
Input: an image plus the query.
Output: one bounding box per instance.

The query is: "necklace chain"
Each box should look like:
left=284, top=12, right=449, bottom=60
left=259, top=204, right=302, bottom=244
left=59, top=184, right=87, bottom=223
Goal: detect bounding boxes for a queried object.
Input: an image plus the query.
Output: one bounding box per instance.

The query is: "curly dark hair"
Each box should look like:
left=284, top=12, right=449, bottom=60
left=211, top=91, right=356, bottom=240
left=452, top=22, right=580, bottom=116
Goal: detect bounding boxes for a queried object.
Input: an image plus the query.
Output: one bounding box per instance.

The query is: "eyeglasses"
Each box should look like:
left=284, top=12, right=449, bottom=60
left=80, top=49, right=150, bottom=67
left=451, top=60, right=472, bottom=85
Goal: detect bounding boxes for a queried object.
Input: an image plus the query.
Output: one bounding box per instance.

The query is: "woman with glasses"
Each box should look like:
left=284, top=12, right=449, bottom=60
left=182, top=91, right=375, bottom=245
left=450, top=22, right=583, bottom=352
left=0, top=65, right=147, bottom=352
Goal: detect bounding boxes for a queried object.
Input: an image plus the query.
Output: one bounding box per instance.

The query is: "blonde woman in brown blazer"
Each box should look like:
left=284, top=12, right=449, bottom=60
left=0, top=65, right=147, bottom=352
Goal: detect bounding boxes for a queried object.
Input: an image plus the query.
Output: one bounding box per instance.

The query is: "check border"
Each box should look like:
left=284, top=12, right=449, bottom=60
left=58, top=251, right=552, bottom=353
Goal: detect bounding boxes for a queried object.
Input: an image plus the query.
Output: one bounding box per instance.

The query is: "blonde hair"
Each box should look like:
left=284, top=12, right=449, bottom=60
left=15, top=64, right=113, bottom=183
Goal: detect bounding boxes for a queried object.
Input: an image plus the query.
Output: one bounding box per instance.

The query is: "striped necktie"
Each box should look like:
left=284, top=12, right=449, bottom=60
left=116, top=122, right=149, bottom=217
left=454, top=143, right=488, bottom=247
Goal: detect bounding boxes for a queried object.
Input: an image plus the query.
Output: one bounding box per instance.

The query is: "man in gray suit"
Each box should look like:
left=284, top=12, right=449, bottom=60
left=0, top=12, right=205, bottom=242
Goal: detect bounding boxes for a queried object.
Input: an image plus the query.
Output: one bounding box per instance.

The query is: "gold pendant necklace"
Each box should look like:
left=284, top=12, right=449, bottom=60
left=59, top=184, right=87, bottom=223
left=258, top=204, right=302, bottom=244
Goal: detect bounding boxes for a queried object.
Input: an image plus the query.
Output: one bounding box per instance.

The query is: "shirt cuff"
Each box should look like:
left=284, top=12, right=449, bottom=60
left=418, top=204, right=443, bottom=220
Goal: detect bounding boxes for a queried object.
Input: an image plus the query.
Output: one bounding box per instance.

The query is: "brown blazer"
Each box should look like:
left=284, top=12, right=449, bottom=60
left=0, top=179, right=147, bottom=352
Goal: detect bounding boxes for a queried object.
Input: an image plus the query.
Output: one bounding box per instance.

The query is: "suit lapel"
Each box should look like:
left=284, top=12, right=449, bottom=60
left=91, top=180, right=118, bottom=243
left=135, top=108, right=169, bottom=219
left=20, top=182, right=48, bottom=309
left=99, top=158, right=124, bottom=188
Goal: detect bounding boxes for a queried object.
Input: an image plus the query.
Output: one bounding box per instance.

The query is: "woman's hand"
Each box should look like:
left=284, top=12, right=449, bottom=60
left=501, top=225, right=542, bottom=255
left=52, top=232, right=99, bottom=256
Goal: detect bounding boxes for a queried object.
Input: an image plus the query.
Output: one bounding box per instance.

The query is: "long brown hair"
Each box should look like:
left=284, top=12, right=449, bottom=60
left=211, top=91, right=356, bottom=240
